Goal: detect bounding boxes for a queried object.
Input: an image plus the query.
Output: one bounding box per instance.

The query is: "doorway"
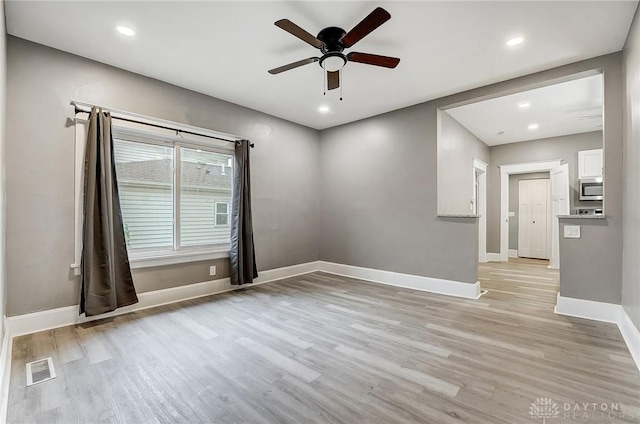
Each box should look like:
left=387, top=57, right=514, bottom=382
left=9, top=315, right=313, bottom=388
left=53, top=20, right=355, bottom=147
left=473, top=158, right=487, bottom=263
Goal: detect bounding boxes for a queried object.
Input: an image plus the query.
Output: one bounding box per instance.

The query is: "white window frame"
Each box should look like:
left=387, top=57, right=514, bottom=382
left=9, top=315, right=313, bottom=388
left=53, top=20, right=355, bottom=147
left=214, top=202, right=230, bottom=227
left=71, top=108, right=238, bottom=274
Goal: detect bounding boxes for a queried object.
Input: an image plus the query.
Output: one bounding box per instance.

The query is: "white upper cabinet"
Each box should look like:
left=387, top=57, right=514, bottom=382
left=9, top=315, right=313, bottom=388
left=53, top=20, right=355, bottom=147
left=578, top=149, right=603, bottom=179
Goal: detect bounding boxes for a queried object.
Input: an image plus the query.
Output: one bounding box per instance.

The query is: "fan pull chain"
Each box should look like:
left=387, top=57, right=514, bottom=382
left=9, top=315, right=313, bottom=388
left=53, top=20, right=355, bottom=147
left=323, top=65, right=326, bottom=96
left=340, top=70, right=343, bottom=101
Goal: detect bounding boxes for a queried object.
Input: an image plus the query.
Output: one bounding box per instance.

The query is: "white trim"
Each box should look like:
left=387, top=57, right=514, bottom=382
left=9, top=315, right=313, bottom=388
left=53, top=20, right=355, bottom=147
left=7, top=261, right=320, bottom=339
left=500, top=160, right=562, bottom=262
left=318, top=261, right=481, bottom=299
left=472, top=158, right=488, bottom=172
left=473, top=158, right=488, bottom=263
left=486, top=253, right=502, bottom=262
left=71, top=249, right=232, bottom=274
left=73, top=118, right=89, bottom=273
left=129, top=249, right=230, bottom=269
left=0, top=317, right=10, bottom=424
left=619, top=308, right=640, bottom=374
left=508, top=249, right=518, bottom=258
left=252, top=261, right=320, bottom=285
left=554, top=293, right=620, bottom=323
left=555, top=294, right=640, bottom=372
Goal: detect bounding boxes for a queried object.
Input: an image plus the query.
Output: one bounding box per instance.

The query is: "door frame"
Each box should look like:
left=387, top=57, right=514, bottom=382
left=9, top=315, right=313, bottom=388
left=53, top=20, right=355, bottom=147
left=499, top=160, right=562, bottom=262
left=473, top=158, right=488, bottom=263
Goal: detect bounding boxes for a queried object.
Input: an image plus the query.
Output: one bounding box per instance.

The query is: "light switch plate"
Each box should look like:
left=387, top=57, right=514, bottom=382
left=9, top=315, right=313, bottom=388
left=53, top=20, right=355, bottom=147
left=209, top=265, right=217, bottom=276
left=564, top=225, right=581, bottom=239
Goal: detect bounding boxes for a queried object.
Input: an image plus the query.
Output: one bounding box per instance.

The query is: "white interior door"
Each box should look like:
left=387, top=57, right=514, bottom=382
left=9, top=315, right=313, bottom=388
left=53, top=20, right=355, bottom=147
left=550, top=164, right=570, bottom=269
left=518, top=179, right=550, bottom=259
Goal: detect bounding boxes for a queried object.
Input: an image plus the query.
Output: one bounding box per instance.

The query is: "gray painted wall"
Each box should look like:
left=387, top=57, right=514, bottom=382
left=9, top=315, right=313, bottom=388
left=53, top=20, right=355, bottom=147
left=5, top=37, right=321, bottom=316
left=322, top=53, right=623, bottom=305
left=508, top=172, right=549, bottom=251
left=557, top=56, right=624, bottom=305
left=320, top=104, right=479, bottom=284
left=488, top=131, right=603, bottom=253
left=0, top=0, right=7, bottom=340
left=4, top=37, right=628, bottom=315
left=622, top=7, right=640, bottom=330
left=437, top=110, right=490, bottom=215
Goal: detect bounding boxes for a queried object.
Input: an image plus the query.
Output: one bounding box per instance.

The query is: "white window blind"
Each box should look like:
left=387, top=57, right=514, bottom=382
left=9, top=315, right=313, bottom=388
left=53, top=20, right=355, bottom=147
left=112, top=134, right=234, bottom=256
left=179, top=147, right=233, bottom=248
left=114, top=140, right=174, bottom=250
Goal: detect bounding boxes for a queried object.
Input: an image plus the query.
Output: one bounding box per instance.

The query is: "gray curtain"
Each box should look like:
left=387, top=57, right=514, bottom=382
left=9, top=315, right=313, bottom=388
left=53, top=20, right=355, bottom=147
left=230, top=140, right=258, bottom=285
left=80, top=107, right=138, bottom=316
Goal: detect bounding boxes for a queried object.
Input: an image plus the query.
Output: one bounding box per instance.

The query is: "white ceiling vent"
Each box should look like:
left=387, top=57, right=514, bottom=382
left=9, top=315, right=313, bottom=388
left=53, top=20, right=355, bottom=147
left=26, top=357, right=56, bottom=386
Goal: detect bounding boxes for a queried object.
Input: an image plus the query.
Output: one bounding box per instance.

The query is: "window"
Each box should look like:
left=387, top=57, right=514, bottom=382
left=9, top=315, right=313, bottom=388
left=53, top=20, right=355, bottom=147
left=113, top=135, right=234, bottom=256
left=215, top=202, right=230, bottom=226
left=72, top=109, right=239, bottom=273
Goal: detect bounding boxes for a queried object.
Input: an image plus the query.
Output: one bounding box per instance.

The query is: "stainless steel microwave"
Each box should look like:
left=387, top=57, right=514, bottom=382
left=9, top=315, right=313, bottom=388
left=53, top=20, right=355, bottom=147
left=579, top=177, right=603, bottom=201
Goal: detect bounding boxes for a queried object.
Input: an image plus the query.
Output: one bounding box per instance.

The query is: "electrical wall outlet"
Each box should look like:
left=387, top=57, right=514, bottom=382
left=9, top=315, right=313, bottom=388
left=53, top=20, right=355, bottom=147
left=564, top=225, right=581, bottom=239
left=209, top=265, right=217, bottom=276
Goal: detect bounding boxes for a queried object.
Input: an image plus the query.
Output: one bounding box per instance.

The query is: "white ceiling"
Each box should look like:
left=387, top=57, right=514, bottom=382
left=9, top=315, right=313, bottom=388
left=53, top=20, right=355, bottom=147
left=5, top=1, right=637, bottom=130
left=447, top=74, right=604, bottom=146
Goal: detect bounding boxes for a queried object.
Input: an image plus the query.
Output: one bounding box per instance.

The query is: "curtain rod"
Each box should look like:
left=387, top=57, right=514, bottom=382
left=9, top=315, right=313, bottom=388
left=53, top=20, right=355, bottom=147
left=74, top=105, right=254, bottom=148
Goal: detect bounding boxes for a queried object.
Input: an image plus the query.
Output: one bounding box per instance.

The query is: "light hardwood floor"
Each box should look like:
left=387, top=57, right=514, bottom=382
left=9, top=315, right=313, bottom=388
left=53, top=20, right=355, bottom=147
left=7, top=259, right=640, bottom=423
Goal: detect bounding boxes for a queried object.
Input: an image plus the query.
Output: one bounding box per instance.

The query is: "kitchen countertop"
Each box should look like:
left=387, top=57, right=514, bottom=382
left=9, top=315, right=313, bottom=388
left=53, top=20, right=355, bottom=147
left=558, top=214, right=606, bottom=219
left=437, top=214, right=480, bottom=218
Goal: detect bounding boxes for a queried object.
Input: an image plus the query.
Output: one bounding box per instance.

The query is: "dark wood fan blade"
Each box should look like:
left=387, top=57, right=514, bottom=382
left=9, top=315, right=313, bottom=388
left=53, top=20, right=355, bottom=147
left=275, top=19, right=324, bottom=49
left=268, top=57, right=319, bottom=75
left=327, top=70, right=339, bottom=90
left=341, top=7, right=391, bottom=48
left=347, top=52, right=400, bottom=68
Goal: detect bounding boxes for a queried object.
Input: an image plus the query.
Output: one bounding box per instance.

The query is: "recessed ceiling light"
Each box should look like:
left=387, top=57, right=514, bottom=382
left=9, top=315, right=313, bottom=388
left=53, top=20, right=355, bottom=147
left=116, top=26, right=135, bottom=36
left=528, top=123, right=539, bottom=130
left=518, top=102, right=530, bottom=109
left=506, top=36, right=524, bottom=47
left=318, top=105, right=330, bottom=114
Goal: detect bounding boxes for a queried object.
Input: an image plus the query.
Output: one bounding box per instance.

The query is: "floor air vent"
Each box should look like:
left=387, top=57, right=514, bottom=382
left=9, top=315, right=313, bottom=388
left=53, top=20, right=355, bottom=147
left=26, top=357, right=56, bottom=386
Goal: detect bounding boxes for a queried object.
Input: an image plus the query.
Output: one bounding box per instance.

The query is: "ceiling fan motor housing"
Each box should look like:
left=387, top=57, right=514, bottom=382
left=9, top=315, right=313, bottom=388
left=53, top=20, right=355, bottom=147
left=318, top=26, right=347, bottom=53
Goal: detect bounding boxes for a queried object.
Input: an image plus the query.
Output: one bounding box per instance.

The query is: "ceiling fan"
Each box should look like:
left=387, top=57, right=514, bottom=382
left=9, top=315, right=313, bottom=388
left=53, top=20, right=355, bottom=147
left=268, top=7, right=400, bottom=96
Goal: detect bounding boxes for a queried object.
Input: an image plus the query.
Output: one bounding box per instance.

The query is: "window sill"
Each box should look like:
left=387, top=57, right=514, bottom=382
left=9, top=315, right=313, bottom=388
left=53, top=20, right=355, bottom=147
left=70, top=249, right=230, bottom=274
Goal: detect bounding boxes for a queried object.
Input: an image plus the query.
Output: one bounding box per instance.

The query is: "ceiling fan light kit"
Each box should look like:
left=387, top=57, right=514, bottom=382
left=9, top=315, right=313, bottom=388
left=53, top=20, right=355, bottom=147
left=269, top=7, right=400, bottom=100
left=320, top=53, right=346, bottom=73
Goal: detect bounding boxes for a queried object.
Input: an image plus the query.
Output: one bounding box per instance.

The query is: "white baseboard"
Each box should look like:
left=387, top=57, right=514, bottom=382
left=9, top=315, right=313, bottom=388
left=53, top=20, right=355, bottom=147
left=0, top=317, right=10, bottom=424
left=7, top=261, right=321, bottom=339
left=486, top=253, right=502, bottom=262
left=318, top=261, right=481, bottom=299
left=554, top=293, right=620, bottom=323
left=508, top=249, right=518, bottom=258
left=555, top=293, right=640, bottom=372
left=252, top=261, right=319, bottom=285
left=618, top=307, right=640, bottom=373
